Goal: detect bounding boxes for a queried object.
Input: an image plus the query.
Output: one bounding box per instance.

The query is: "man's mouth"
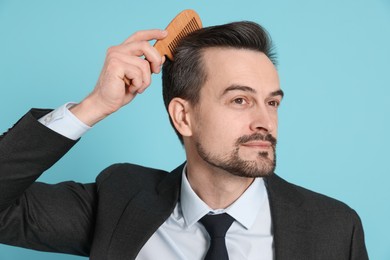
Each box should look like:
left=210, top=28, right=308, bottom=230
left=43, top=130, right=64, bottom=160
left=236, top=133, right=277, bottom=147
left=241, top=140, right=272, bottom=149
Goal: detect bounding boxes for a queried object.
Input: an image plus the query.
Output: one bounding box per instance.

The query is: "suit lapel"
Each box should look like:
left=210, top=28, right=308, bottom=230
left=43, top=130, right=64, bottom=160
left=265, top=174, right=314, bottom=259
left=107, top=164, right=183, bottom=260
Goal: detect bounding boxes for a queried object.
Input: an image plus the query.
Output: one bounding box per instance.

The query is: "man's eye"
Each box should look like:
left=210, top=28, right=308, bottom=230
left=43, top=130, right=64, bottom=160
left=233, top=98, right=247, bottom=105
left=268, top=100, right=280, bottom=107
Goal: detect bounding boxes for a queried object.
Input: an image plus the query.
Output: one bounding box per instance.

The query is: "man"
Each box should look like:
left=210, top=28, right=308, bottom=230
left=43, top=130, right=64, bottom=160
left=0, top=21, right=368, bottom=259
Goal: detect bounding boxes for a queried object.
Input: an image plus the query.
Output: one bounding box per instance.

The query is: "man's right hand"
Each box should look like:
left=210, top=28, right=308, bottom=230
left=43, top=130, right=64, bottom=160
left=70, top=29, right=167, bottom=126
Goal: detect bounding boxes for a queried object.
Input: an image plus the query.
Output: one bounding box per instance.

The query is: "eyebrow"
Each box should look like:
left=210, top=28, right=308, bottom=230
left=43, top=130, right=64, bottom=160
left=270, top=89, right=284, bottom=99
left=222, top=85, right=256, bottom=96
left=222, top=84, right=284, bottom=99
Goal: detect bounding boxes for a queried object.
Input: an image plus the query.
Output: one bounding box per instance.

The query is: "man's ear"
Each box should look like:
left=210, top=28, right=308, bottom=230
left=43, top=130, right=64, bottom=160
left=168, top=98, right=193, bottom=138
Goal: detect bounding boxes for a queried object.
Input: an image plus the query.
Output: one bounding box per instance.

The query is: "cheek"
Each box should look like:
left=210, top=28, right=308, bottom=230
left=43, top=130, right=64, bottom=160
left=193, top=105, right=251, bottom=145
left=202, top=117, right=244, bottom=148
left=195, top=113, right=230, bottom=143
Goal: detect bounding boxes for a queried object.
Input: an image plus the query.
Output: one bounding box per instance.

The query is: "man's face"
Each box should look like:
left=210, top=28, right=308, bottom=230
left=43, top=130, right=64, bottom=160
left=189, top=48, right=282, bottom=178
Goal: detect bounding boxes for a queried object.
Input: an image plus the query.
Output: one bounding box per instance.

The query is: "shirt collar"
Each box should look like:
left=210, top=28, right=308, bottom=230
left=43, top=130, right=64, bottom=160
left=180, top=165, right=267, bottom=230
left=180, top=165, right=211, bottom=227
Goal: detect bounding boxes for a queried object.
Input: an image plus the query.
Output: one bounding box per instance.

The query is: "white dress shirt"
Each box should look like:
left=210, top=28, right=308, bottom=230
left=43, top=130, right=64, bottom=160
left=39, top=104, right=274, bottom=259
left=38, top=103, right=90, bottom=140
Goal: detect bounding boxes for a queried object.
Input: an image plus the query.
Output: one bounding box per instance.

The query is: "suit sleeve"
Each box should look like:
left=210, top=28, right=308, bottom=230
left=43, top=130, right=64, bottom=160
left=0, top=109, right=97, bottom=256
left=350, top=210, right=369, bottom=260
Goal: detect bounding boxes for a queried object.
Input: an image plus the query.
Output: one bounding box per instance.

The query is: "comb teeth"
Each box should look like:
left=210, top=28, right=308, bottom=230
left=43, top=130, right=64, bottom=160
left=153, top=10, right=202, bottom=60
left=168, top=17, right=201, bottom=55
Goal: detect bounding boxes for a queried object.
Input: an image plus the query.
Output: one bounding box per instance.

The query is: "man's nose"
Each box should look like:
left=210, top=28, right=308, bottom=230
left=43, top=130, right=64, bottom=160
left=249, top=105, right=275, bottom=133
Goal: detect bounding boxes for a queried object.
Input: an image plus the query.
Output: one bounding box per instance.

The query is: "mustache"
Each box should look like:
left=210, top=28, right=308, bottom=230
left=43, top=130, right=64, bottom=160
left=236, top=133, right=277, bottom=146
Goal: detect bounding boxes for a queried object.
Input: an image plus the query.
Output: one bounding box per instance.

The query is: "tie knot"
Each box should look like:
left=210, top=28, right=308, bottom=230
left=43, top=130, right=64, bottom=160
left=199, top=213, right=235, bottom=238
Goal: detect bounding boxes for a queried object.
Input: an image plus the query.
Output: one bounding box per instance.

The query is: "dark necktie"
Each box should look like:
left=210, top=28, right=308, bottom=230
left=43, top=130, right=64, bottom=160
left=199, top=213, right=235, bottom=260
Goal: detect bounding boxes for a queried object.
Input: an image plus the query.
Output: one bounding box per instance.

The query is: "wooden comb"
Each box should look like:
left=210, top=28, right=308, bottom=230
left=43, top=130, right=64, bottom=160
left=154, top=9, right=202, bottom=60
left=124, top=10, right=202, bottom=86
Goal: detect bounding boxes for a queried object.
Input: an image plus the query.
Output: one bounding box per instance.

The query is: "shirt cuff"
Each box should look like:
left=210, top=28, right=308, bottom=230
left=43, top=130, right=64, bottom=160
left=38, top=102, right=91, bottom=140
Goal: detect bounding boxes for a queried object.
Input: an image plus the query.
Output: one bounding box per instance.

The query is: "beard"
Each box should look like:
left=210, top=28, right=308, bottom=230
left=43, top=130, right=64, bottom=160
left=195, top=133, right=277, bottom=178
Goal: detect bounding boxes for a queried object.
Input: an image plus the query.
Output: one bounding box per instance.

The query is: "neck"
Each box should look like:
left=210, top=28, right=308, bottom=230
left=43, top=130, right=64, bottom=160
left=186, top=160, right=254, bottom=210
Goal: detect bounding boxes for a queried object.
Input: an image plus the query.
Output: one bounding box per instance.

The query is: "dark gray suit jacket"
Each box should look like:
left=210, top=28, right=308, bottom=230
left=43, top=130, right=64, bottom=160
left=0, top=109, right=369, bottom=259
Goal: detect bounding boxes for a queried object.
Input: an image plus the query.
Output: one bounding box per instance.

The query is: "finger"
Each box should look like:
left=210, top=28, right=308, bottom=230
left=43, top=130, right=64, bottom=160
left=114, top=54, right=152, bottom=87
left=136, top=61, right=152, bottom=94
left=123, top=29, right=167, bottom=44
left=123, top=65, right=143, bottom=94
left=122, top=58, right=152, bottom=92
left=136, top=58, right=152, bottom=89
left=150, top=53, right=166, bottom=74
left=142, top=45, right=163, bottom=74
left=115, top=41, right=164, bottom=74
left=120, top=63, right=143, bottom=86
left=106, top=47, right=152, bottom=85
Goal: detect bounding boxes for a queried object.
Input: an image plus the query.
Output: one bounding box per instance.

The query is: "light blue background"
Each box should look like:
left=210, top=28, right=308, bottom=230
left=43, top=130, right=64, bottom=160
left=0, top=0, right=389, bottom=259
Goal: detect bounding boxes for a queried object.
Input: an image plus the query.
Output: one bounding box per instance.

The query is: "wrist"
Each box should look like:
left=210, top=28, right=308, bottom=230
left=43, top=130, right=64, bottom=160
left=69, top=97, right=110, bottom=126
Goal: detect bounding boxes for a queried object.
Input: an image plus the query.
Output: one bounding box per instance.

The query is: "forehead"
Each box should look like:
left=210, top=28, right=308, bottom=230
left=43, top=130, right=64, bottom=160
left=200, top=47, right=280, bottom=96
